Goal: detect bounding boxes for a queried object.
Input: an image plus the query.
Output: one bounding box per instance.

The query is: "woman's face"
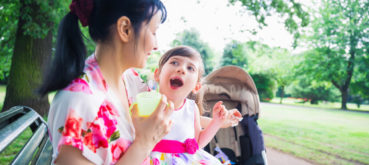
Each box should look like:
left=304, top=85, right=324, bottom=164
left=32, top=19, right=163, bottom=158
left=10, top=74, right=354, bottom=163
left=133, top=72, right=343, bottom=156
left=133, top=11, right=162, bottom=68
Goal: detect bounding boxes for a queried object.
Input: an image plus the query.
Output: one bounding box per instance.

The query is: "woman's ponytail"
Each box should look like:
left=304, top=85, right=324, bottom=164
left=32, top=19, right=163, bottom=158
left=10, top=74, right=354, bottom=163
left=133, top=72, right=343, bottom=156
left=38, top=13, right=86, bottom=96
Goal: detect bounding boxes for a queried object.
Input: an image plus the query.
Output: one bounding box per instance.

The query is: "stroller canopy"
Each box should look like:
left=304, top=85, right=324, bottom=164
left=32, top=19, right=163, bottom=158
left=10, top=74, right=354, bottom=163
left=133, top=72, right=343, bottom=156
left=199, top=65, right=260, bottom=117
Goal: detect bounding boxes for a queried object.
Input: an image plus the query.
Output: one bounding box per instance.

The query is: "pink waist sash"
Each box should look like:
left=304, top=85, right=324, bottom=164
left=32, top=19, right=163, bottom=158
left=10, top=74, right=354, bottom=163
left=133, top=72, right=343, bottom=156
left=152, top=138, right=199, bottom=154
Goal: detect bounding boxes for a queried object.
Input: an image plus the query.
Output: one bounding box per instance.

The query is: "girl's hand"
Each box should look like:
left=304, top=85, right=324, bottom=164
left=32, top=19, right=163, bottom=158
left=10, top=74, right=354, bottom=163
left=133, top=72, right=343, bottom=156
left=212, top=101, right=227, bottom=124
left=222, top=109, right=243, bottom=128
left=130, top=94, right=174, bottom=151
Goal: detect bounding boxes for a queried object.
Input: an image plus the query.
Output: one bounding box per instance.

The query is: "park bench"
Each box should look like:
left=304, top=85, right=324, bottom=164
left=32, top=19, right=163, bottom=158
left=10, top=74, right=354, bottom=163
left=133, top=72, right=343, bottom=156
left=0, top=106, right=52, bottom=165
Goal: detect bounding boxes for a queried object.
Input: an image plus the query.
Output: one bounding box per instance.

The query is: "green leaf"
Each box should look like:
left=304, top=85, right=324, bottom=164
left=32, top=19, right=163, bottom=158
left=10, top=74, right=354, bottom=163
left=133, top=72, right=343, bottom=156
left=109, top=131, right=120, bottom=142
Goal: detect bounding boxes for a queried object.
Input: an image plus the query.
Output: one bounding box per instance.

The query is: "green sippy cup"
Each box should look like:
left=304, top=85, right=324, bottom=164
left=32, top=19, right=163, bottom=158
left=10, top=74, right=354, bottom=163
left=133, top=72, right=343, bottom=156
left=135, top=91, right=161, bottom=117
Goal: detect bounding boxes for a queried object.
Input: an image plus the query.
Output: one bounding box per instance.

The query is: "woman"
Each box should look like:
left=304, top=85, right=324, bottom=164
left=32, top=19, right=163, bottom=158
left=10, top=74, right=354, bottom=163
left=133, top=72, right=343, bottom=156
left=38, top=0, right=173, bottom=164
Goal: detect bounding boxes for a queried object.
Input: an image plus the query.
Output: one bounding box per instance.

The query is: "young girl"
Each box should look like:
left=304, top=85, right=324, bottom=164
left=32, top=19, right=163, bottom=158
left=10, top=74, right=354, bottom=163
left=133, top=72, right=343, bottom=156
left=143, top=46, right=235, bottom=164
left=38, top=0, right=174, bottom=164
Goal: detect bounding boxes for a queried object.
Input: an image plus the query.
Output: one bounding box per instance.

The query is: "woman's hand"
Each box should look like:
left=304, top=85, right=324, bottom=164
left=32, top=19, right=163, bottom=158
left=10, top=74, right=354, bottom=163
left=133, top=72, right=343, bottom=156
left=115, top=95, right=174, bottom=165
left=130, top=94, right=174, bottom=152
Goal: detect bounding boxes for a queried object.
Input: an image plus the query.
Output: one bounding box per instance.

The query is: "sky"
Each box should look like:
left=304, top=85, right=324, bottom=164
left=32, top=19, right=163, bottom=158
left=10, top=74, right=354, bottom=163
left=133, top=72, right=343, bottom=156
left=156, top=0, right=299, bottom=54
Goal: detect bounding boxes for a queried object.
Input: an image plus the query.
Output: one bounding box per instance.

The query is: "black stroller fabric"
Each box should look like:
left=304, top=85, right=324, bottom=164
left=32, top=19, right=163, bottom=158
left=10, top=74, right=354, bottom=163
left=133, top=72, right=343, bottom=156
left=240, top=115, right=266, bottom=165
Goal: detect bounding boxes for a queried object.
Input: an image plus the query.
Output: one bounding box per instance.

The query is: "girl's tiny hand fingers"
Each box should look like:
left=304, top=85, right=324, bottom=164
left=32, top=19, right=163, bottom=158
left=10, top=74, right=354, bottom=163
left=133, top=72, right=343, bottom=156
left=214, top=101, right=222, bottom=109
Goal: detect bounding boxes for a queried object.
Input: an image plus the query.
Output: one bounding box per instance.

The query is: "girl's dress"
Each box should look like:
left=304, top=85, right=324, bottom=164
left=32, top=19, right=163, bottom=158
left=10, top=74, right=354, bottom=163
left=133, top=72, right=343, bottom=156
left=48, top=56, right=136, bottom=165
left=148, top=99, right=223, bottom=165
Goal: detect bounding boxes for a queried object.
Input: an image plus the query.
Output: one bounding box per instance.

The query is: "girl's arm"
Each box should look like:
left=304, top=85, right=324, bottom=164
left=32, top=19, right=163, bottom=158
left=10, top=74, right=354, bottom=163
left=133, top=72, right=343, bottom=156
left=200, top=116, right=211, bottom=129
left=195, top=101, right=227, bottom=148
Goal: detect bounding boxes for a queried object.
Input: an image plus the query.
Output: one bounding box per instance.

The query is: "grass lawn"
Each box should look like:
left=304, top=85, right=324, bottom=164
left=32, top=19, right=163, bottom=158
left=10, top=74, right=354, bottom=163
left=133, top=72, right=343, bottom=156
left=271, top=97, right=369, bottom=111
left=259, top=103, right=369, bottom=165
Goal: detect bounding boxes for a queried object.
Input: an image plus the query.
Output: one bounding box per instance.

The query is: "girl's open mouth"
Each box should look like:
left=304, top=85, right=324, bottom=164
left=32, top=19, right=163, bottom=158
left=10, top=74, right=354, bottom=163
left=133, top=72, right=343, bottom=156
left=170, top=77, right=183, bottom=89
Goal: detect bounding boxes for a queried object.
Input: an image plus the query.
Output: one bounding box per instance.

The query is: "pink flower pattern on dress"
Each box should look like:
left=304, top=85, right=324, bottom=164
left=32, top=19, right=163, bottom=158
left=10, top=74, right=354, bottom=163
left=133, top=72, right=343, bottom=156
left=58, top=99, right=121, bottom=155
left=98, top=100, right=119, bottom=137
left=83, top=131, right=96, bottom=152
left=152, top=158, right=160, bottom=165
left=111, top=138, right=131, bottom=164
left=64, top=78, right=93, bottom=94
left=58, top=109, right=84, bottom=151
left=199, top=160, right=208, bottom=165
left=89, top=118, right=109, bottom=149
left=131, top=68, right=139, bottom=76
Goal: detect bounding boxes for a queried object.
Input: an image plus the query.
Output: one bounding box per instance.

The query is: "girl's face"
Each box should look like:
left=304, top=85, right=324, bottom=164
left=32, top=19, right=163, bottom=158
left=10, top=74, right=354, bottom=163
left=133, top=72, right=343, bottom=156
left=133, top=11, right=162, bottom=68
left=155, top=55, right=201, bottom=103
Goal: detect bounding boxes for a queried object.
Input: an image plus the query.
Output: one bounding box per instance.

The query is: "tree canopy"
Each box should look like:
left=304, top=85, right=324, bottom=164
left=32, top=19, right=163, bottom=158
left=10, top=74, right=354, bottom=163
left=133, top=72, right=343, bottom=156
left=171, top=28, right=215, bottom=75
left=297, top=0, right=369, bottom=109
left=221, top=40, right=248, bottom=68
left=229, top=0, right=310, bottom=47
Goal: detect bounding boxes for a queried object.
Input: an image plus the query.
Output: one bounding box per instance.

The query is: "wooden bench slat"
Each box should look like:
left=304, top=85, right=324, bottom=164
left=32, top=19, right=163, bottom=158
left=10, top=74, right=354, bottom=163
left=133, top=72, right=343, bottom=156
left=0, top=110, right=38, bottom=152
left=11, top=124, right=48, bottom=165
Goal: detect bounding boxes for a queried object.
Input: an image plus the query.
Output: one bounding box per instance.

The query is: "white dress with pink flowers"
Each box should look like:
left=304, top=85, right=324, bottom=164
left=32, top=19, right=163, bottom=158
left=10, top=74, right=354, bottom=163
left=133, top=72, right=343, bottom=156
left=48, top=56, right=137, bottom=165
left=148, top=99, right=222, bottom=165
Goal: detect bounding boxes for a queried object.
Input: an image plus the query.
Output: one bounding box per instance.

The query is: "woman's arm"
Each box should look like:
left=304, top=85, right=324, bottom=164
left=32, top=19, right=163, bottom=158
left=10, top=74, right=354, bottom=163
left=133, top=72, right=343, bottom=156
left=55, top=146, right=94, bottom=165
left=56, top=141, right=154, bottom=165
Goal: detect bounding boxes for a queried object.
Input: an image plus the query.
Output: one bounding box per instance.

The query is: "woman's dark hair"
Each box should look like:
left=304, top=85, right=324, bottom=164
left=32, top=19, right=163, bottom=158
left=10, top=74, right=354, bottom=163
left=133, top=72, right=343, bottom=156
left=38, top=0, right=167, bottom=96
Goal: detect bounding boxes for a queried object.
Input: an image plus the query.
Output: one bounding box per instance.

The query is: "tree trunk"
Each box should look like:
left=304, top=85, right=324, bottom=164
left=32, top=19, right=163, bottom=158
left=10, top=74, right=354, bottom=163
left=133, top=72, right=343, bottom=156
left=340, top=89, right=348, bottom=110
left=1, top=1, right=52, bottom=116
left=279, top=86, right=284, bottom=104
left=310, top=99, right=318, bottom=104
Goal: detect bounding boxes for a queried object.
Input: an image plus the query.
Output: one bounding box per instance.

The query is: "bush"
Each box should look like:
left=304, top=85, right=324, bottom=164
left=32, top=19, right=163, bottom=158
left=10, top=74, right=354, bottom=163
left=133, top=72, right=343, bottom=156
left=289, top=79, right=339, bottom=104
left=250, top=73, right=276, bottom=102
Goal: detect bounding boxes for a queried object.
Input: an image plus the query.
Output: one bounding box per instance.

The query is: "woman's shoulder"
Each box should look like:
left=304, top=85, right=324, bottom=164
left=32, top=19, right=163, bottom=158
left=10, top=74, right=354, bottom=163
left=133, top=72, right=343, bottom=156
left=49, top=89, right=128, bottom=165
left=50, top=87, right=105, bottom=121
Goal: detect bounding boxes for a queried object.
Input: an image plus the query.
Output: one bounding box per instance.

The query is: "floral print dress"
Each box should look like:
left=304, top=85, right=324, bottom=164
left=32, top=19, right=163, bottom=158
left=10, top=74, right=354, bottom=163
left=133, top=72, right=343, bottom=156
left=48, top=56, right=136, bottom=165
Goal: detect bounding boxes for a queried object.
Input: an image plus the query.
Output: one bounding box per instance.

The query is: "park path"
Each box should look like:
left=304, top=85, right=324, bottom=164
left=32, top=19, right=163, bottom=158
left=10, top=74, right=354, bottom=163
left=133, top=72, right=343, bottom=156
left=266, top=147, right=314, bottom=165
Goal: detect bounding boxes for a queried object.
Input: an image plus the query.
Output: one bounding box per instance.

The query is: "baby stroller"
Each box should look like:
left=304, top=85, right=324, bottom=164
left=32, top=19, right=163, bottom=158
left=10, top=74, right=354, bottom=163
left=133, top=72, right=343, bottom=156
left=197, top=66, right=267, bottom=165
